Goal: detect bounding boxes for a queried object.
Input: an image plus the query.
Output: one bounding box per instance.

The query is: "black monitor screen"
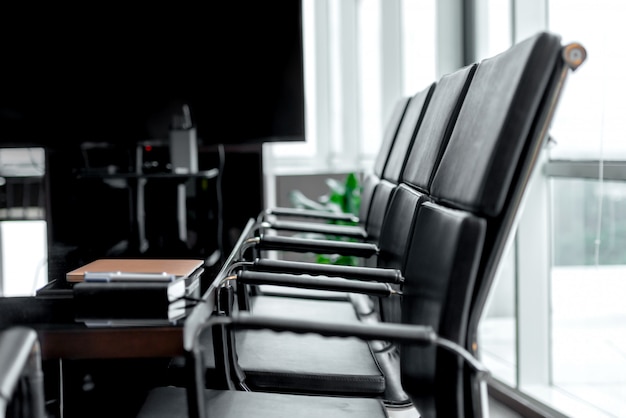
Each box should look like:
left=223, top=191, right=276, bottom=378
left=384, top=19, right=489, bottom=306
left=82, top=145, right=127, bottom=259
left=0, top=2, right=305, bottom=149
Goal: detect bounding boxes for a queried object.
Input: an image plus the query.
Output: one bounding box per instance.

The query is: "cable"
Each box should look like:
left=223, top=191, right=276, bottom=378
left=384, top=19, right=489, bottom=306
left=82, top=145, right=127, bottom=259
left=217, top=144, right=226, bottom=263
left=434, top=336, right=490, bottom=379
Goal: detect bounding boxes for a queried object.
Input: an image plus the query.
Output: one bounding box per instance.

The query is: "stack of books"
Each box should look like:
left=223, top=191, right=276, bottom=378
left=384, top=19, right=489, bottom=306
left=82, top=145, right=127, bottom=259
left=67, top=259, right=205, bottom=326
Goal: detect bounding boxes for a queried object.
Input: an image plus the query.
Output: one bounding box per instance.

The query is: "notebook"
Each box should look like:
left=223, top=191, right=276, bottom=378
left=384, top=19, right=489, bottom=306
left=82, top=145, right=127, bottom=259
left=66, top=258, right=204, bottom=283
left=73, top=282, right=190, bottom=321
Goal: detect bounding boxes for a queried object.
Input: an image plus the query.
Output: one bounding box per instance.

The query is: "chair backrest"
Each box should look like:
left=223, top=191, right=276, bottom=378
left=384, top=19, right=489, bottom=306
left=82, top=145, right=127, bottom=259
left=398, top=31, right=585, bottom=417
left=429, top=31, right=568, bottom=348
left=363, top=64, right=475, bottom=244
left=258, top=95, right=410, bottom=232
left=430, top=32, right=563, bottom=217
left=357, top=95, right=412, bottom=228
left=371, top=63, right=478, bottom=322
left=381, top=84, right=435, bottom=185
left=401, top=63, right=477, bottom=193
left=463, top=33, right=584, bottom=418
left=357, top=177, right=395, bottom=243
left=400, top=201, right=486, bottom=418
left=372, top=96, right=412, bottom=178
left=358, top=84, right=435, bottom=239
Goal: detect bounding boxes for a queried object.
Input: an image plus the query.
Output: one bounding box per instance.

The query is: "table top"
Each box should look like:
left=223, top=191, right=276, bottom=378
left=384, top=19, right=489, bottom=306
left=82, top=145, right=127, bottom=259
left=38, top=324, right=184, bottom=360
left=0, top=283, right=188, bottom=361
left=0, top=218, right=255, bottom=362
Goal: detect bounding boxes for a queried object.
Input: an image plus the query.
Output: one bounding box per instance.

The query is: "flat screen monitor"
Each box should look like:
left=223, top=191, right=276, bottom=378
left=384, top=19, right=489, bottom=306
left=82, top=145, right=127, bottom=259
left=0, top=1, right=306, bottom=149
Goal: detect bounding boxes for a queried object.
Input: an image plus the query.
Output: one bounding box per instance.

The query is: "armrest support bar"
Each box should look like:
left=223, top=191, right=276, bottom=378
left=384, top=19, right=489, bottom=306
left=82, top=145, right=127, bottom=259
left=255, top=235, right=379, bottom=257
left=237, top=271, right=396, bottom=297
left=262, top=207, right=359, bottom=223
left=251, top=258, right=403, bottom=284
left=260, top=220, right=367, bottom=239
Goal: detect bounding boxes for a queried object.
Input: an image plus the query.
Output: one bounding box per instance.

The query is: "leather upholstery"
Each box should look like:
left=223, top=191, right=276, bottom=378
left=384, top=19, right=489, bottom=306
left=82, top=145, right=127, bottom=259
left=237, top=293, right=384, bottom=395
left=362, top=179, right=397, bottom=243
left=402, top=64, right=477, bottom=193
left=382, top=84, right=435, bottom=184
left=258, top=83, right=434, bottom=241
left=430, top=32, right=562, bottom=217
left=400, top=202, right=486, bottom=417
left=373, top=96, right=412, bottom=178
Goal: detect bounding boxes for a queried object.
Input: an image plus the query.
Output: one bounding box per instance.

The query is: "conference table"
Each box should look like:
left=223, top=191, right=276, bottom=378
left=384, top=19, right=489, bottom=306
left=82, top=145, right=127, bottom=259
left=0, top=219, right=256, bottom=418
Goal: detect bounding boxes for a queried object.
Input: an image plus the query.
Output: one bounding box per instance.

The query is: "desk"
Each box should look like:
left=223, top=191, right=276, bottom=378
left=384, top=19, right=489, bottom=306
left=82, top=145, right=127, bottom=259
left=0, top=294, right=187, bottom=360
left=0, top=286, right=212, bottom=418
left=0, top=218, right=254, bottom=418
left=39, top=326, right=184, bottom=360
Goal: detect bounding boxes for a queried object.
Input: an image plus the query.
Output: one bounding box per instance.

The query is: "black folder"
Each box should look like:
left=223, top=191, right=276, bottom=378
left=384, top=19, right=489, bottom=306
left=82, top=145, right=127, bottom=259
left=73, top=279, right=188, bottom=321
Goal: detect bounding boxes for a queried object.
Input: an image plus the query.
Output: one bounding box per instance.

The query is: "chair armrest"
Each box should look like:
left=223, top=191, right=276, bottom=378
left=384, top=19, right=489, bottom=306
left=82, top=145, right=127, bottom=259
left=228, top=314, right=488, bottom=375
left=260, top=219, right=367, bottom=239
left=250, top=258, right=403, bottom=284
left=254, top=234, right=379, bottom=258
left=237, top=271, right=397, bottom=297
left=187, top=313, right=489, bottom=418
left=262, top=207, right=359, bottom=223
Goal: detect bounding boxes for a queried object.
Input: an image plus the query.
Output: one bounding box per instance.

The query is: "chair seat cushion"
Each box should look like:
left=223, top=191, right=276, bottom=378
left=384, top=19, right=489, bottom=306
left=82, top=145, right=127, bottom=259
left=238, top=296, right=384, bottom=395
left=169, top=297, right=373, bottom=391
left=236, top=329, right=386, bottom=395
left=137, top=387, right=389, bottom=418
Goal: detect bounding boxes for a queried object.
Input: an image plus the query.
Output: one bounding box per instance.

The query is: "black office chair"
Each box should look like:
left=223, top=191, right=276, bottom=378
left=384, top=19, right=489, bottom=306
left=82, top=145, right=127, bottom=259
left=163, top=25, right=540, bottom=403
left=241, top=30, right=584, bottom=413
left=452, top=35, right=587, bottom=418
left=258, top=95, right=412, bottom=226
left=216, top=63, right=480, bottom=406
left=244, top=62, right=477, bottom=315
left=238, top=62, right=477, bottom=321
left=0, top=326, right=46, bottom=418
left=148, top=30, right=586, bottom=418
left=241, top=85, right=433, bottom=305
left=242, top=62, right=476, bottom=299
left=253, top=86, right=433, bottom=243
left=162, top=63, right=476, bottom=406
left=138, top=197, right=490, bottom=418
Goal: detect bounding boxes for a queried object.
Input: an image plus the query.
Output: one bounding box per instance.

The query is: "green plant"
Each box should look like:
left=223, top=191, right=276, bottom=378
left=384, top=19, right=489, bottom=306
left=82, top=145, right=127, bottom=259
left=289, top=172, right=361, bottom=266
left=323, top=172, right=361, bottom=217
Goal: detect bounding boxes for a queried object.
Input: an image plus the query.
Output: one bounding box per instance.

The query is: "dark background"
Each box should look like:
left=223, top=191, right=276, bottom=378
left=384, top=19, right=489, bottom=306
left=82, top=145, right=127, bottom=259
left=0, top=2, right=305, bottom=281
left=0, top=2, right=305, bottom=148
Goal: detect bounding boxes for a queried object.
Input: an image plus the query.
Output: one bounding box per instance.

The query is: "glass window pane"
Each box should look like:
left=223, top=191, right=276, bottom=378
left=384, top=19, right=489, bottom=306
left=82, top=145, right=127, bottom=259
left=358, top=0, right=383, bottom=161
left=401, top=0, right=436, bottom=92
left=548, top=0, right=626, bottom=160
left=551, top=177, right=626, bottom=417
left=478, top=245, right=517, bottom=387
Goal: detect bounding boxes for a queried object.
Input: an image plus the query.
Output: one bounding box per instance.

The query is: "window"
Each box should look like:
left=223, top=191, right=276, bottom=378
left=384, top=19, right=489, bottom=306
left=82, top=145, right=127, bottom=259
left=0, top=148, right=47, bottom=297
left=263, top=0, right=436, bottom=176
left=478, top=1, right=626, bottom=416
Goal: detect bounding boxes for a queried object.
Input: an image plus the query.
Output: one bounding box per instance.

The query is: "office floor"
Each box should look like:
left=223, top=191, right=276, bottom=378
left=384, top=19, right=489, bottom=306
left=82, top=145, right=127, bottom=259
left=387, top=406, right=420, bottom=417
left=386, top=398, right=524, bottom=417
